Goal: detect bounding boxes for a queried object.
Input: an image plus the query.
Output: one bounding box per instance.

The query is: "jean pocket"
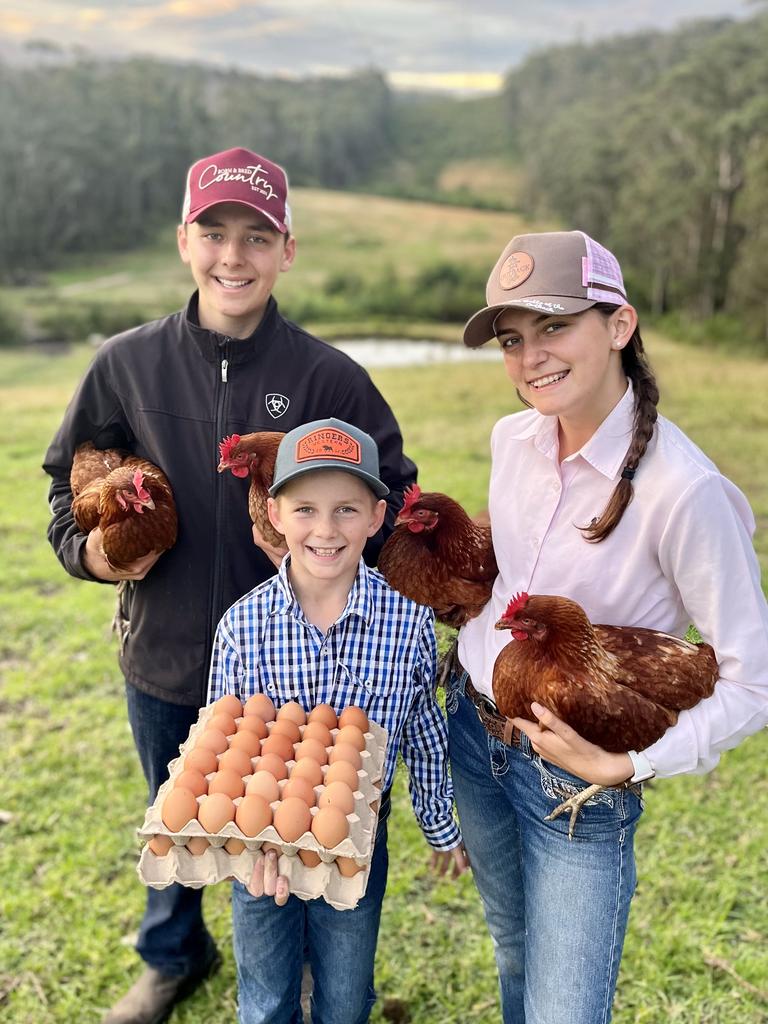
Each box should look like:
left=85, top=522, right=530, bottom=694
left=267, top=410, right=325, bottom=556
left=444, top=670, right=463, bottom=716
left=533, top=756, right=644, bottom=840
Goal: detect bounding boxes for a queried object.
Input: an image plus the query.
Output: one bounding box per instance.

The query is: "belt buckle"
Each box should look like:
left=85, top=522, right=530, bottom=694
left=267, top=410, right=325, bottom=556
left=477, top=694, right=500, bottom=718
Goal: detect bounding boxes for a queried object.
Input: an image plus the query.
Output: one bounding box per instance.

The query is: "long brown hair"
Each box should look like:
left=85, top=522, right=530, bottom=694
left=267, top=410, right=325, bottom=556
left=582, top=303, right=659, bottom=542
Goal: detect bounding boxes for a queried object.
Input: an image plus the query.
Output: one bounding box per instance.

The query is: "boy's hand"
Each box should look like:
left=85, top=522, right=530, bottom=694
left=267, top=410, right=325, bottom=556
left=83, top=527, right=161, bottom=581
left=431, top=844, right=470, bottom=879
left=247, top=849, right=290, bottom=906
left=251, top=523, right=288, bottom=569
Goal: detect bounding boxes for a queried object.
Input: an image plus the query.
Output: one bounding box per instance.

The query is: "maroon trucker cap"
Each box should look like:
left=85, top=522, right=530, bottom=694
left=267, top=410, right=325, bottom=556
left=181, top=147, right=291, bottom=233
left=463, top=230, right=628, bottom=347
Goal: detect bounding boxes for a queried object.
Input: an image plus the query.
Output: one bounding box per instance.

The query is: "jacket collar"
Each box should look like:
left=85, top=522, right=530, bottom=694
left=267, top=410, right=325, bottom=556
left=185, top=292, right=281, bottom=365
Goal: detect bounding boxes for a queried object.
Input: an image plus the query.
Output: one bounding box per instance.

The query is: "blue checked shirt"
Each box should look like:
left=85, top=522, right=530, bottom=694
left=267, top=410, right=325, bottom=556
left=207, top=557, right=461, bottom=851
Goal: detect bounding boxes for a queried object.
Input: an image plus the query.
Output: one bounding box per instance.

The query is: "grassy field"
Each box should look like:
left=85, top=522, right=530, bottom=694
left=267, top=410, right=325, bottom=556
left=1, top=185, right=767, bottom=1022
left=1, top=331, right=767, bottom=1024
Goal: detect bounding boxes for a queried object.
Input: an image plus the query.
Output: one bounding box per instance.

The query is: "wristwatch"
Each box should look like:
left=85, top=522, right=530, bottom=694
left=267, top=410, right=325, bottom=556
left=626, top=749, right=655, bottom=785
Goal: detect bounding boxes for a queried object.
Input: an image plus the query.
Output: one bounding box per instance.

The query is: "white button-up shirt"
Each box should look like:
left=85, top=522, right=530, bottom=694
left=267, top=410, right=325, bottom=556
left=459, top=382, right=768, bottom=777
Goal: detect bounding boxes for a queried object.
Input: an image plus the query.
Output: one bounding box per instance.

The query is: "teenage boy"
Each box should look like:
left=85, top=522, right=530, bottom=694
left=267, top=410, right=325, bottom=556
left=207, top=418, right=467, bottom=1024
left=43, top=148, right=416, bottom=1024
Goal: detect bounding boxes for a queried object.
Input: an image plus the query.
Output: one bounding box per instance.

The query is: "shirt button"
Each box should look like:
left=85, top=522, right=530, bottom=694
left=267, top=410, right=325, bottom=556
left=267, top=684, right=276, bottom=693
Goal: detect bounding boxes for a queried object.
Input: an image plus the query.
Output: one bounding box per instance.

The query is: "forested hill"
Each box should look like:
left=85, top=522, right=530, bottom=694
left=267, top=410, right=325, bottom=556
left=1, top=9, right=766, bottom=344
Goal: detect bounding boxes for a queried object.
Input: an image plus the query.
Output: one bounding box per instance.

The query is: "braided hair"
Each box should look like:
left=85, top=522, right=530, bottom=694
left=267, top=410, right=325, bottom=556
left=581, top=303, right=659, bottom=543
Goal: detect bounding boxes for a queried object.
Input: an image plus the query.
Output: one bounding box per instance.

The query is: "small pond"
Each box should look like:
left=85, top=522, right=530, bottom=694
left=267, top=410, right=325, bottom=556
left=330, top=338, right=499, bottom=368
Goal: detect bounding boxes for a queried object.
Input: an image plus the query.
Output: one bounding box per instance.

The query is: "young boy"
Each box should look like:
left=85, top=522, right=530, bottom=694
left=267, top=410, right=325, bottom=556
left=207, top=418, right=467, bottom=1024
left=43, top=148, right=416, bottom=1024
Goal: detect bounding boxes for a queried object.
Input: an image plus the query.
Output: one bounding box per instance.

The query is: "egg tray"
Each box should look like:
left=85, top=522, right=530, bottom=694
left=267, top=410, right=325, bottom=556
left=137, top=807, right=379, bottom=911
left=137, top=705, right=387, bottom=908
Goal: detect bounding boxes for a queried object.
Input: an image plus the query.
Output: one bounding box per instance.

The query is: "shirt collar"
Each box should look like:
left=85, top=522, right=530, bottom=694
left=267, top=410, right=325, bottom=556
left=509, top=379, right=636, bottom=481
left=268, top=556, right=375, bottom=627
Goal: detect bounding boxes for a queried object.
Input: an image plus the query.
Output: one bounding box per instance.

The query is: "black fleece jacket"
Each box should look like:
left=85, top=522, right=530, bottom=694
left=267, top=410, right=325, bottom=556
left=43, top=294, right=416, bottom=706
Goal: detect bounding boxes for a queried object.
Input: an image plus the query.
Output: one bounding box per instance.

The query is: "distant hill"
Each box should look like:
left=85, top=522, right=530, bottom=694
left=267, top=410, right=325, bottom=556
left=1, top=9, right=766, bottom=345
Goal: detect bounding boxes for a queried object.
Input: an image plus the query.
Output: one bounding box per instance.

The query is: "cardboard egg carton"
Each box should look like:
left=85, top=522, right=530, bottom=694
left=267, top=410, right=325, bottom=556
left=137, top=704, right=388, bottom=909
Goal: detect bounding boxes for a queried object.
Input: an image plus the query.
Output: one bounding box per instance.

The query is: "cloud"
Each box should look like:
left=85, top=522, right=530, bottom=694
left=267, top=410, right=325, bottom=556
left=0, top=0, right=750, bottom=91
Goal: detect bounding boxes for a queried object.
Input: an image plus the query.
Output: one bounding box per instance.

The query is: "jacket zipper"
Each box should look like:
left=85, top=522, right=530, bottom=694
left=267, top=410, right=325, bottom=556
left=209, top=338, right=232, bottom=675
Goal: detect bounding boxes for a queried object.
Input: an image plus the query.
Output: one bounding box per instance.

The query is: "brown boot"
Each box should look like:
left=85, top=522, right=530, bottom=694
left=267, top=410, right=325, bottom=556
left=102, top=950, right=221, bottom=1024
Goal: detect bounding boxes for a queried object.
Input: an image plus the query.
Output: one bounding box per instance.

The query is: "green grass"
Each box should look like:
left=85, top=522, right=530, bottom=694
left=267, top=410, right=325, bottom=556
left=2, top=326, right=768, bottom=1021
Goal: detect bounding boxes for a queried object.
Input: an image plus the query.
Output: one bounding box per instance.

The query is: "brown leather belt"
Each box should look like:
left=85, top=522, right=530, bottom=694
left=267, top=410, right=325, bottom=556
left=464, top=676, right=523, bottom=748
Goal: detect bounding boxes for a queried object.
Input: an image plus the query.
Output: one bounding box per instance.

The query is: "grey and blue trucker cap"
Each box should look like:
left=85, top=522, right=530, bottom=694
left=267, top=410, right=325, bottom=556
left=269, top=418, right=389, bottom=498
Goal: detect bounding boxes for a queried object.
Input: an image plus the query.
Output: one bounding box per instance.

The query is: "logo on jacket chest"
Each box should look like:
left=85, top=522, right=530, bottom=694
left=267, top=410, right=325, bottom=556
left=265, top=393, right=290, bottom=419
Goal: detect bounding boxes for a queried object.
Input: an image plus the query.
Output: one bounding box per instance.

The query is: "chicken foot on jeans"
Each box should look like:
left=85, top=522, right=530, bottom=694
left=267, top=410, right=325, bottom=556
left=545, top=783, right=606, bottom=840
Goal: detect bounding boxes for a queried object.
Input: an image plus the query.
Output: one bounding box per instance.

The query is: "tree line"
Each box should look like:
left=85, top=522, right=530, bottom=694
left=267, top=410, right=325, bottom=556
left=1, top=9, right=766, bottom=346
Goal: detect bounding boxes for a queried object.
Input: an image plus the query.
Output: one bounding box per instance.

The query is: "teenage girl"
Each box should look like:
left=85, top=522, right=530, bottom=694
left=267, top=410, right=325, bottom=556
left=448, top=230, right=768, bottom=1023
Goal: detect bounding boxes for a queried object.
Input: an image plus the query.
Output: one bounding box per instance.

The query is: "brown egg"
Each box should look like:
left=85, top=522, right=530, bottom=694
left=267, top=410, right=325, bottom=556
left=308, top=703, right=338, bottom=730
left=235, top=794, right=273, bottom=837
left=208, top=768, right=245, bottom=800
left=271, top=718, right=302, bottom=744
left=196, top=728, right=228, bottom=755
left=209, top=712, right=238, bottom=736
left=184, top=746, right=218, bottom=776
left=261, top=733, right=295, bottom=762
left=244, top=693, right=276, bottom=722
left=218, top=746, right=254, bottom=777
left=311, top=805, right=349, bottom=849
left=299, top=848, right=322, bottom=868
left=174, top=769, right=208, bottom=797
left=336, top=856, right=365, bottom=877
left=291, top=758, right=324, bottom=788
left=277, top=701, right=307, bottom=726
left=303, top=721, right=333, bottom=747
left=294, top=738, right=328, bottom=765
left=213, top=694, right=244, bottom=718
left=225, top=837, right=246, bottom=855
left=335, top=725, right=366, bottom=752
left=161, top=788, right=199, bottom=832
left=148, top=834, right=174, bottom=856
left=338, top=706, right=369, bottom=732
left=273, top=797, right=312, bottom=842
left=198, top=792, right=236, bottom=833
left=283, top=776, right=317, bottom=807
left=229, top=731, right=262, bottom=758
left=328, top=742, right=362, bottom=771
left=186, top=836, right=210, bottom=856
left=319, top=780, right=355, bottom=815
left=238, top=714, right=268, bottom=739
left=325, top=760, right=359, bottom=791
left=257, top=753, right=289, bottom=781
left=246, top=770, right=281, bottom=803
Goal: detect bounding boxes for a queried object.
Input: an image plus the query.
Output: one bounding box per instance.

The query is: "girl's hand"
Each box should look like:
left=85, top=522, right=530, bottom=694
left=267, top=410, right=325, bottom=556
left=247, top=849, right=290, bottom=906
left=512, top=703, right=633, bottom=787
left=431, top=843, right=470, bottom=879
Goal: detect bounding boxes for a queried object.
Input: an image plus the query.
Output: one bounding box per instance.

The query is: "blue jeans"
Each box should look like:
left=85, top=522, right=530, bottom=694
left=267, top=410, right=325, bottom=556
left=231, top=821, right=389, bottom=1024
left=446, top=670, right=643, bottom=1024
left=126, top=682, right=217, bottom=975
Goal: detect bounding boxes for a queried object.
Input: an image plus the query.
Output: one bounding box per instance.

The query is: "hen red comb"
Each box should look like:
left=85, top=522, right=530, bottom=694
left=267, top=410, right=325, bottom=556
left=401, top=483, right=422, bottom=511
left=219, top=434, right=241, bottom=461
left=132, top=469, right=150, bottom=502
left=503, top=592, right=529, bottom=618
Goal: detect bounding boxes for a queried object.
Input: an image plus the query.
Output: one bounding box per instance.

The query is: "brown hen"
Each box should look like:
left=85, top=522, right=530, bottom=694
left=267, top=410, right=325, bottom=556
left=377, top=485, right=497, bottom=627
left=70, top=442, right=177, bottom=572
left=492, top=592, right=719, bottom=835
left=217, top=431, right=285, bottom=547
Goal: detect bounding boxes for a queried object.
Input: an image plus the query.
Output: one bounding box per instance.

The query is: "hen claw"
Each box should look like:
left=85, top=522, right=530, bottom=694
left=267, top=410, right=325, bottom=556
left=544, top=783, right=606, bottom=840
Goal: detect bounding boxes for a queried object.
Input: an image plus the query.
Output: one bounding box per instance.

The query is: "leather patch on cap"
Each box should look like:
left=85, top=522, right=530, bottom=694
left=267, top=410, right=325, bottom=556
left=499, top=251, right=534, bottom=290
left=296, top=428, right=361, bottom=464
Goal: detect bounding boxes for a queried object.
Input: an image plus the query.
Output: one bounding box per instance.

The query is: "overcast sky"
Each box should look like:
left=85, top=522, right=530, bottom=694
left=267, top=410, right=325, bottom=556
left=0, top=0, right=754, bottom=93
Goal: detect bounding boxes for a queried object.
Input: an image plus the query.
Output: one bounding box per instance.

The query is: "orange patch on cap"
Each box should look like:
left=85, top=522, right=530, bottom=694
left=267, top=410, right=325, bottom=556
left=499, top=252, right=534, bottom=290
left=295, top=429, right=361, bottom=465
